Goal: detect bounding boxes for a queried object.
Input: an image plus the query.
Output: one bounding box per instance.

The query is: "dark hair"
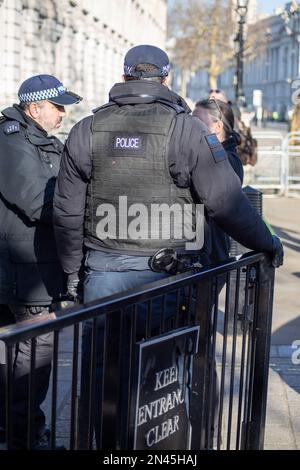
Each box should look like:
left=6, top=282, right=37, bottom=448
left=124, top=63, right=164, bottom=83
left=195, top=98, right=235, bottom=139
left=18, top=102, right=30, bottom=111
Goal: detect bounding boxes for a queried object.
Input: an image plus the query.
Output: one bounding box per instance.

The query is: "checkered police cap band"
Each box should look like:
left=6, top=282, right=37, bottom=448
left=18, top=85, right=66, bottom=103
left=124, top=45, right=170, bottom=78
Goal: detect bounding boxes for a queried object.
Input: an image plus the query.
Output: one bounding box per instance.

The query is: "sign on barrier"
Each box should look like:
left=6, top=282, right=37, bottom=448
left=133, top=326, right=199, bottom=450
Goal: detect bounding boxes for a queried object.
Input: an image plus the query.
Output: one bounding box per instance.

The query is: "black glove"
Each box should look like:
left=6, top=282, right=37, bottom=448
left=271, top=235, right=284, bottom=268
left=66, top=272, right=83, bottom=302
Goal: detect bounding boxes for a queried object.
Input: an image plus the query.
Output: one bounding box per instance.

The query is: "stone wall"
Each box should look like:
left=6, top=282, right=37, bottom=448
left=0, top=0, right=167, bottom=131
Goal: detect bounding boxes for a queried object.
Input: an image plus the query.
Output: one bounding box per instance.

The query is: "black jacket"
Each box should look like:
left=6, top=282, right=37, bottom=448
left=0, top=105, right=64, bottom=305
left=223, top=133, right=244, bottom=183
left=53, top=80, right=273, bottom=275
left=209, top=133, right=244, bottom=265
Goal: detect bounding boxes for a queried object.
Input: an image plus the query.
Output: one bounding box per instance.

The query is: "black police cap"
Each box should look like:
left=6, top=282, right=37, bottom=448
left=123, top=45, right=170, bottom=78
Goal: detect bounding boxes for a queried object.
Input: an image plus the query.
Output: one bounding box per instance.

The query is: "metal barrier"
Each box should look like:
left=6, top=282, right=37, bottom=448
left=283, top=132, right=300, bottom=194
left=244, top=131, right=285, bottom=194
left=243, top=131, right=300, bottom=195
left=0, top=252, right=275, bottom=450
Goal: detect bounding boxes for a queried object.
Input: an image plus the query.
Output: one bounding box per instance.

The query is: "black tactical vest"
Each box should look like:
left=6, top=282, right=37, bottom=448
left=85, top=101, right=197, bottom=255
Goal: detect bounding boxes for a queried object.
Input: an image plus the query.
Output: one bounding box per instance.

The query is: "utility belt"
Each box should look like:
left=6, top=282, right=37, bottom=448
left=9, top=304, right=50, bottom=323
left=9, top=300, right=77, bottom=321
left=148, top=248, right=202, bottom=275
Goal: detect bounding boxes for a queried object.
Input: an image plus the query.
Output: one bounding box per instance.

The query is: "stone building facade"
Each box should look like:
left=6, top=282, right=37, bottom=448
left=171, top=1, right=298, bottom=121
left=0, top=0, right=167, bottom=131
left=218, top=11, right=297, bottom=121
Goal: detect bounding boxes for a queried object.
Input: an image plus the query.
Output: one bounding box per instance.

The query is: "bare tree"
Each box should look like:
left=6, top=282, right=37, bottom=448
left=168, top=0, right=235, bottom=97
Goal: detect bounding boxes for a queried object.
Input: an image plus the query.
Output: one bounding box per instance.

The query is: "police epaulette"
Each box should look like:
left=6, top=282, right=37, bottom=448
left=205, top=134, right=227, bottom=163
left=3, top=120, right=20, bottom=135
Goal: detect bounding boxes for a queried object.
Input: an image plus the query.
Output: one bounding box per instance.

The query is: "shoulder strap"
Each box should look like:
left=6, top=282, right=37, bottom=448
left=109, top=94, right=186, bottom=115
left=92, top=102, right=117, bottom=114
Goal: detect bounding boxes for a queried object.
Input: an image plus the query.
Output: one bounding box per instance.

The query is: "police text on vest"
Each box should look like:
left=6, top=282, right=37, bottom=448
left=115, top=136, right=141, bottom=149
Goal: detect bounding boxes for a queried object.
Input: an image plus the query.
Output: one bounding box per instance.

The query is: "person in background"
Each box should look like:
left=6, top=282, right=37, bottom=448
left=193, top=98, right=243, bottom=264
left=209, top=89, right=258, bottom=167
left=209, top=89, right=229, bottom=105
left=0, top=74, right=81, bottom=449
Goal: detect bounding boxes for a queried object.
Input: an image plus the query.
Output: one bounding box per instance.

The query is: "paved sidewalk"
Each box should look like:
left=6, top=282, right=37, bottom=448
left=263, top=196, right=300, bottom=449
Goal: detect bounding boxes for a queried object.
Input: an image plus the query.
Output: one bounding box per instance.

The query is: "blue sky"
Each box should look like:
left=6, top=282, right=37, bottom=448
left=168, top=1, right=290, bottom=16
left=258, top=0, right=288, bottom=14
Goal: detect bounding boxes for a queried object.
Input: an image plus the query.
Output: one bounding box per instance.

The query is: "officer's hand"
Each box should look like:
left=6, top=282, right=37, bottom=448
left=66, top=273, right=83, bottom=302
left=271, top=235, right=284, bottom=268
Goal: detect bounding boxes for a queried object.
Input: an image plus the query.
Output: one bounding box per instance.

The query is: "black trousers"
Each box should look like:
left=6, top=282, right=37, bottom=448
left=0, top=304, right=53, bottom=448
left=0, top=305, right=14, bottom=439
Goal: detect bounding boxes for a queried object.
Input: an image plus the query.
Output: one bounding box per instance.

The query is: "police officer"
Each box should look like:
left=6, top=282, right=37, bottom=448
left=0, top=74, right=81, bottom=448
left=53, top=45, right=283, bottom=447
